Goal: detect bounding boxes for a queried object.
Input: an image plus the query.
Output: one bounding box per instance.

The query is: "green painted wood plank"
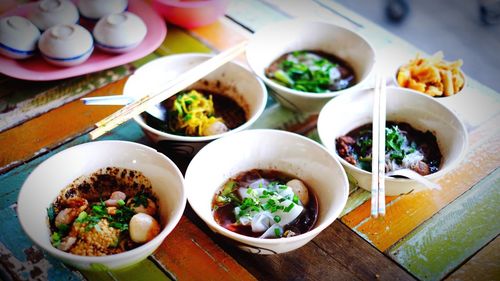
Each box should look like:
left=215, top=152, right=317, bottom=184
left=0, top=121, right=149, bottom=280
left=340, top=188, right=371, bottom=217
left=388, top=168, right=500, bottom=281
left=0, top=121, right=148, bottom=210
left=80, top=258, right=173, bottom=281
left=445, top=236, right=500, bottom=281
left=131, top=26, right=213, bottom=69
left=155, top=26, right=212, bottom=57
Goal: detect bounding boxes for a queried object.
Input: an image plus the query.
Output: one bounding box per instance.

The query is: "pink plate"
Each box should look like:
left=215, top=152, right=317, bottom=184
left=0, top=0, right=167, bottom=81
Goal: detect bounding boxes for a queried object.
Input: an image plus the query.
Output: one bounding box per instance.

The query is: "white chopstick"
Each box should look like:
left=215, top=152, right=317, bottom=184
left=88, top=40, right=248, bottom=140
left=371, top=74, right=386, bottom=217
left=377, top=74, right=387, bottom=216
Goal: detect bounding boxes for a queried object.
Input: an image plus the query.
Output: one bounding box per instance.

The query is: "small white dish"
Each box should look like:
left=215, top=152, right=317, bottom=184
left=93, top=11, right=147, bottom=53
left=38, top=24, right=94, bottom=67
left=27, top=0, right=79, bottom=31
left=77, top=0, right=128, bottom=21
left=0, top=16, right=40, bottom=59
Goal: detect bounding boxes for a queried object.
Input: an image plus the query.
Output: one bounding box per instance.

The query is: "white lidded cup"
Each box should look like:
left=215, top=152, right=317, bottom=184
left=93, top=12, right=147, bottom=53
left=0, top=16, right=40, bottom=59
left=38, top=24, right=94, bottom=67
left=77, top=0, right=128, bottom=21
left=28, top=0, right=79, bottom=31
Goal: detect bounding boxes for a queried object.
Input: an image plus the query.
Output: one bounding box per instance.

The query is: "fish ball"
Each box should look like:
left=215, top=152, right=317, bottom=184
left=129, top=213, right=160, bottom=243
left=286, top=179, right=309, bottom=205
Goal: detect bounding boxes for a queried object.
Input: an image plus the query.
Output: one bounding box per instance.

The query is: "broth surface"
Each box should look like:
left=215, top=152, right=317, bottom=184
left=336, top=121, right=441, bottom=175
left=265, top=50, right=356, bottom=93
left=212, top=169, right=318, bottom=239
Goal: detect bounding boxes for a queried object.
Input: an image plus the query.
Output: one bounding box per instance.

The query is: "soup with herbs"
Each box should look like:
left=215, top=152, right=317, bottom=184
left=212, top=169, right=318, bottom=239
left=336, top=122, right=442, bottom=175
left=265, top=50, right=356, bottom=93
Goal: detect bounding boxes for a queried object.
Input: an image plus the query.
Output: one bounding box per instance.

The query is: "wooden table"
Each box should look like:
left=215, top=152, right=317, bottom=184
left=1, top=1, right=499, bottom=280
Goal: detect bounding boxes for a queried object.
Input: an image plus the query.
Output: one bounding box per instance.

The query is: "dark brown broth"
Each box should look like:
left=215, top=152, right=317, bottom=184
left=336, top=121, right=441, bottom=175
left=212, top=169, right=318, bottom=238
left=265, top=50, right=356, bottom=92
left=143, top=89, right=247, bottom=136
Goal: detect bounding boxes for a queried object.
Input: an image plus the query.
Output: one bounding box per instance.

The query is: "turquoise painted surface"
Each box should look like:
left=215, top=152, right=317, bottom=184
left=388, top=169, right=500, bottom=281
left=0, top=121, right=148, bottom=210
left=0, top=206, right=85, bottom=280
left=0, top=121, right=148, bottom=280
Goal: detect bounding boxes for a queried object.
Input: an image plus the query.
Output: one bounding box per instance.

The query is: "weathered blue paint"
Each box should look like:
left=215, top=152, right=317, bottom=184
left=0, top=120, right=148, bottom=280
left=388, top=169, right=500, bottom=281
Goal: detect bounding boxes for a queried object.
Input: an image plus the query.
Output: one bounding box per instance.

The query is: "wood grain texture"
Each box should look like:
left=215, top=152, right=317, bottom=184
left=0, top=65, right=132, bottom=133
left=388, top=168, right=500, bottom=281
left=0, top=26, right=212, bottom=175
left=445, top=237, right=500, bottom=281
left=190, top=17, right=251, bottom=51
left=0, top=120, right=255, bottom=281
left=342, top=114, right=500, bottom=251
left=153, top=216, right=256, bottom=281
left=0, top=80, right=125, bottom=174
left=80, top=259, right=173, bottom=281
left=211, top=219, right=416, bottom=281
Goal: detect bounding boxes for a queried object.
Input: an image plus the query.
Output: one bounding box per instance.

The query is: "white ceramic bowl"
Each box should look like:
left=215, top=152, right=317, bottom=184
left=17, top=141, right=186, bottom=270
left=317, top=87, right=468, bottom=195
left=246, top=19, right=376, bottom=114
left=0, top=16, right=40, bottom=59
left=38, top=24, right=94, bottom=66
left=123, top=53, right=268, bottom=157
left=93, top=12, right=147, bottom=53
left=77, top=0, right=128, bottom=21
left=27, top=0, right=79, bottom=31
left=185, top=129, right=349, bottom=254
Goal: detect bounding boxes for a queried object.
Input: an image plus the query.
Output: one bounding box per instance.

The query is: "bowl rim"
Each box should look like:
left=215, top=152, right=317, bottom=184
left=17, top=140, right=187, bottom=264
left=128, top=53, right=268, bottom=142
left=185, top=128, right=349, bottom=246
left=317, top=86, right=469, bottom=184
left=246, top=19, right=377, bottom=99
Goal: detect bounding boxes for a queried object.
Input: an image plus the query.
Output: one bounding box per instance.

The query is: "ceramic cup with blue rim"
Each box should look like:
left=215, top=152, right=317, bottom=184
left=93, top=12, right=147, bottom=54
left=27, top=0, right=79, bottom=31
left=38, top=24, right=94, bottom=67
left=77, top=0, right=128, bottom=22
left=0, top=16, right=41, bottom=59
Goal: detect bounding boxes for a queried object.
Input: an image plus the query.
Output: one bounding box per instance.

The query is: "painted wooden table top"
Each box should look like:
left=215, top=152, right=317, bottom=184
left=1, top=1, right=499, bottom=280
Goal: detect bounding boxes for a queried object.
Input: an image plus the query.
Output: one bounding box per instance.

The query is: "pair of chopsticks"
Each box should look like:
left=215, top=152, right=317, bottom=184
left=88, top=40, right=248, bottom=140
left=371, top=74, right=387, bottom=217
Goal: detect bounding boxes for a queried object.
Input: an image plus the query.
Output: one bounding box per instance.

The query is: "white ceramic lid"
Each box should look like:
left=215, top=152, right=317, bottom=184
left=28, top=0, right=79, bottom=31
left=93, top=12, right=147, bottom=49
left=0, top=16, right=40, bottom=52
left=77, top=0, right=128, bottom=20
left=38, top=24, right=93, bottom=59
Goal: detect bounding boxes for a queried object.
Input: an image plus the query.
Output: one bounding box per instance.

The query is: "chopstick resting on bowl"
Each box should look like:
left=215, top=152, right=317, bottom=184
left=87, top=40, right=249, bottom=140
left=371, top=74, right=387, bottom=217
